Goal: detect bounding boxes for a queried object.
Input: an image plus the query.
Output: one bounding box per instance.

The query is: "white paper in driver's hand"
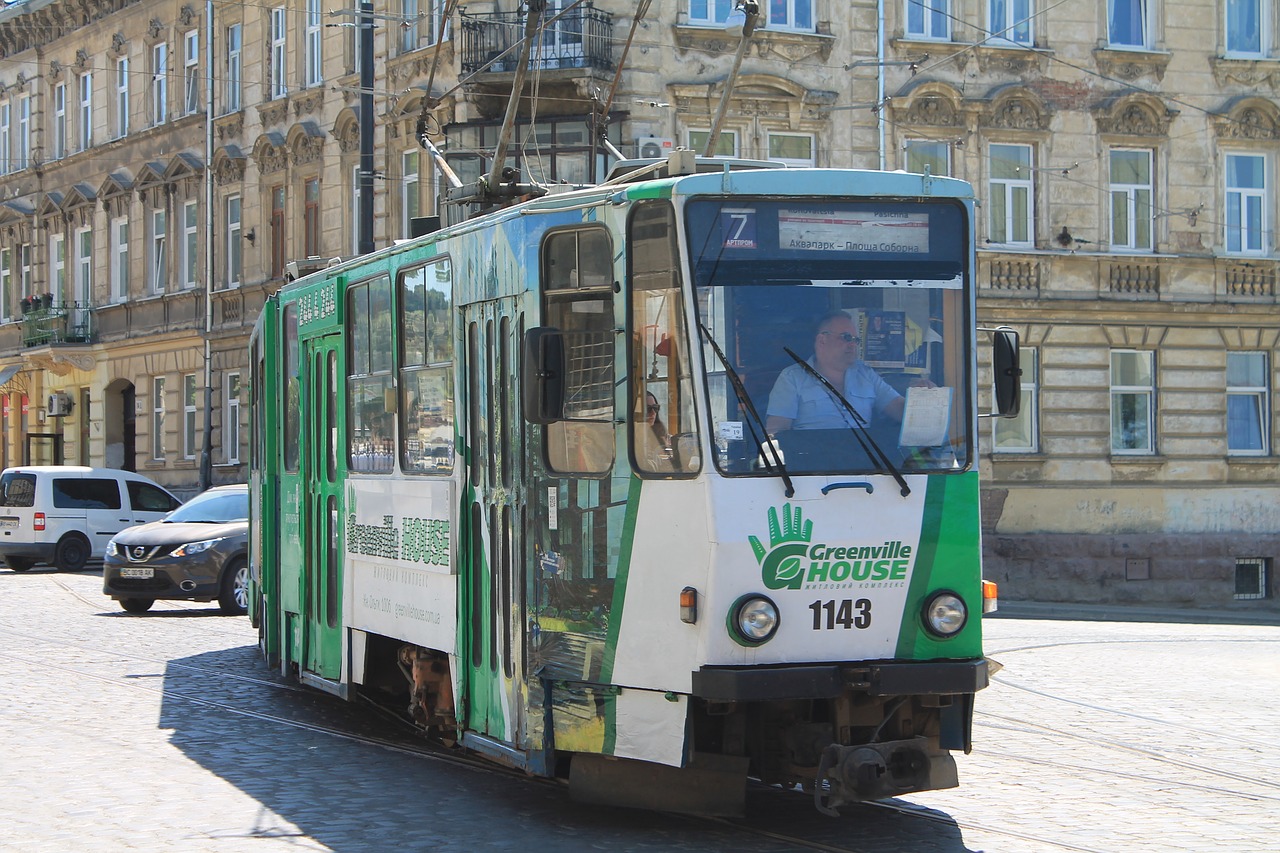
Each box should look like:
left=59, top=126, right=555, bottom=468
left=898, top=386, right=953, bottom=447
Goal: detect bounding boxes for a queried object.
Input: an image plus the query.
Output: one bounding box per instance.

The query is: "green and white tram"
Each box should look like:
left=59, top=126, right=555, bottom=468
left=249, top=156, right=1020, bottom=815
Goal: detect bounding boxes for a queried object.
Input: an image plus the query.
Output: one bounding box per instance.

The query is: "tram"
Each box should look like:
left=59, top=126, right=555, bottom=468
left=248, top=152, right=1021, bottom=815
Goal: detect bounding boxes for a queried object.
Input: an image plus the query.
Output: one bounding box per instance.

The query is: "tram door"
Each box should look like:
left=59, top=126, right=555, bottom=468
left=460, top=300, right=524, bottom=744
left=301, top=334, right=344, bottom=681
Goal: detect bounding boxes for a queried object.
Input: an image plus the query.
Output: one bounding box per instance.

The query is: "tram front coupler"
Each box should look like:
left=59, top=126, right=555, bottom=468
left=812, top=737, right=958, bottom=816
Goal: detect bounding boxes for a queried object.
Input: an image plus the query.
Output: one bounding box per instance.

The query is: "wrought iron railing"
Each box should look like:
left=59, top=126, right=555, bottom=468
left=20, top=301, right=95, bottom=347
left=460, top=5, right=614, bottom=74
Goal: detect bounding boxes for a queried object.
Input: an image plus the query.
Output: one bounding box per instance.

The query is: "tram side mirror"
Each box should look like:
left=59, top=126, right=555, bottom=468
left=991, top=327, right=1022, bottom=418
left=522, top=327, right=566, bottom=424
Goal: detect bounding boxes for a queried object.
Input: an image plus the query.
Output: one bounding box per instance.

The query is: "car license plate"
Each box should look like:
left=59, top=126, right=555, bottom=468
left=121, top=567, right=154, bottom=579
left=0, top=517, right=17, bottom=529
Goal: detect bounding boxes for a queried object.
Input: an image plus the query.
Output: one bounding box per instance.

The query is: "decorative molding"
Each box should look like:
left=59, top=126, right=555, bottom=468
left=253, top=137, right=287, bottom=174
left=149, top=19, right=165, bottom=41
left=1093, top=48, right=1171, bottom=83
left=28, top=352, right=96, bottom=375
left=111, top=32, right=127, bottom=56
left=1213, top=103, right=1280, bottom=140
left=1095, top=96, right=1177, bottom=137
left=1108, top=262, right=1160, bottom=295
left=74, top=49, right=89, bottom=70
left=985, top=258, right=1041, bottom=293
left=975, top=46, right=1050, bottom=75
left=673, top=25, right=836, bottom=64
left=899, top=93, right=963, bottom=128
left=215, top=113, right=244, bottom=141
left=292, top=89, right=324, bottom=118
left=982, top=93, right=1049, bottom=131
left=1225, top=263, right=1276, bottom=298
left=213, top=155, right=246, bottom=186
left=180, top=6, right=197, bottom=28
left=47, top=60, right=63, bottom=83
left=258, top=100, right=288, bottom=128
left=1209, top=57, right=1280, bottom=89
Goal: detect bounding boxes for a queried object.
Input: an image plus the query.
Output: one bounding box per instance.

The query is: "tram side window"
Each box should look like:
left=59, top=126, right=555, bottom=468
left=542, top=227, right=615, bottom=475
left=628, top=202, right=701, bottom=476
left=399, top=258, right=455, bottom=474
left=347, top=275, right=395, bottom=473
left=283, top=303, right=300, bottom=473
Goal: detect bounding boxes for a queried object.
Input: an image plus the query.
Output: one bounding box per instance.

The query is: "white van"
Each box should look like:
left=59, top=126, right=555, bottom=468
left=0, top=466, right=181, bottom=572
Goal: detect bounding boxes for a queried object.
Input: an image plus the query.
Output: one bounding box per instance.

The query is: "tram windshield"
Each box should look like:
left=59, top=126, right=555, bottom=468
left=686, top=199, right=973, bottom=478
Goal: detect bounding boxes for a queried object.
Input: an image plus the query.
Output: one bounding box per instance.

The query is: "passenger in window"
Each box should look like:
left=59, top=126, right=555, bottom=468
left=765, top=309, right=907, bottom=434
left=636, top=392, right=673, bottom=470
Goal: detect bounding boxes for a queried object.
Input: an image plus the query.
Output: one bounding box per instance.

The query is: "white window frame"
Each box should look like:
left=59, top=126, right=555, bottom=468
left=402, top=150, right=421, bottom=239
left=1225, top=0, right=1268, bottom=57
left=152, top=376, right=166, bottom=460
left=1108, top=0, right=1152, bottom=50
left=904, top=139, right=952, bottom=176
left=1109, top=148, right=1154, bottom=252
left=1227, top=351, right=1269, bottom=456
left=152, top=42, right=168, bottom=126
left=767, top=132, right=816, bottom=167
left=49, top=234, right=65, bottom=307
left=0, top=102, right=10, bottom=176
left=53, top=83, right=66, bottom=161
left=226, top=23, right=242, bottom=113
left=989, top=0, right=1034, bottom=45
left=271, top=8, right=288, bottom=100
left=115, top=56, right=129, bottom=139
left=1225, top=152, right=1268, bottom=256
left=906, top=0, right=951, bottom=40
left=184, top=31, right=200, bottom=115
left=305, top=0, right=324, bottom=88
left=0, top=249, right=9, bottom=324
left=74, top=226, right=92, bottom=311
left=988, top=142, right=1035, bottom=247
left=767, top=0, right=815, bottom=32
left=401, top=0, right=421, bottom=54
left=78, top=71, right=93, bottom=151
left=16, top=94, right=30, bottom=170
left=182, top=199, right=198, bottom=289
left=225, top=372, right=242, bottom=464
left=1110, top=349, right=1155, bottom=455
left=17, top=244, right=30, bottom=303
left=183, top=373, right=198, bottom=460
left=994, top=346, right=1038, bottom=452
left=150, top=207, right=167, bottom=294
left=687, top=0, right=732, bottom=26
left=226, top=194, right=242, bottom=289
left=687, top=128, right=739, bottom=157
left=110, top=216, right=129, bottom=303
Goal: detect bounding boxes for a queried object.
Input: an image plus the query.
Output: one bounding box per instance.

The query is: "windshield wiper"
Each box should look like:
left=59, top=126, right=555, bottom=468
left=698, top=322, right=794, bottom=498
left=782, top=347, right=911, bottom=497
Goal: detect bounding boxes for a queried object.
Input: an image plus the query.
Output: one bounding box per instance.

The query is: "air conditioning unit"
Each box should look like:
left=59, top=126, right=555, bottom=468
left=47, top=392, right=73, bottom=417
left=636, top=136, right=675, bottom=159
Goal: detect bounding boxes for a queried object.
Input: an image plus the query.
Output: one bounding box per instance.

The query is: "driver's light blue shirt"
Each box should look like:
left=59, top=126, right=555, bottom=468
left=767, top=360, right=901, bottom=429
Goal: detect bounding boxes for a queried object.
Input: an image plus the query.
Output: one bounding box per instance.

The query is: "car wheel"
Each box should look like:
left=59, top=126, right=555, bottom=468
left=218, top=558, right=249, bottom=615
left=4, top=556, right=35, bottom=572
left=120, top=597, right=155, bottom=614
left=53, top=534, right=90, bottom=572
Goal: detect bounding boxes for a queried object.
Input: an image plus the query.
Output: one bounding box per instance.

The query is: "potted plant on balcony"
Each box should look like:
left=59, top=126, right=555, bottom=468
left=20, top=296, right=33, bottom=315
left=39, top=292, right=53, bottom=310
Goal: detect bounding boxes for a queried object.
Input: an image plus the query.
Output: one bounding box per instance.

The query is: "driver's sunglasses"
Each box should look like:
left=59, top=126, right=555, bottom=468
left=822, top=331, right=859, bottom=343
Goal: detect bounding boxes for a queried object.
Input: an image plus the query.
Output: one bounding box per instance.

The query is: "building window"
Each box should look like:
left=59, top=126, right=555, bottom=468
left=989, top=0, right=1033, bottom=44
left=225, top=372, right=241, bottom=464
left=16, top=94, right=29, bottom=170
left=688, top=128, right=738, bottom=156
left=1110, top=149, right=1153, bottom=252
left=1111, top=350, right=1155, bottom=454
left=110, top=217, right=129, bottom=303
left=400, top=0, right=420, bottom=54
left=304, top=178, right=320, bottom=257
left=152, top=43, right=168, bottom=125
left=17, top=244, right=29, bottom=303
left=988, top=143, right=1034, bottom=246
left=402, top=151, right=421, bottom=239
left=150, top=207, right=167, bottom=294
left=74, top=226, right=92, bottom=310
left=49, top=234, right=65, bottom=306
left=226, top=195, right=242, bottom=288
left=904, top=139, right=951, bottom=176
left=115, top=57, right=129, bottom=139
left=1108, top=0, right=1152, bottom=49
left=906, top=0, right=951, bottom=40
left=767, top=133, right=815, bottom=167
left=688, top=0, right=732, bottom=24
left=184, top=31, right=200, bottom=115
left=183, top=374, right=198, bottom=459
left=53, top=83, right=66, bottom=161
left=994, top=347, right=1038, bottom=452
left=271, top=8, right=288, bottom=100
left=1227, top=351, right=1269, bottom=455
left=182, top=200, right=199, bottom=289
left=306, top=0, right=323, bottom=87
left=1225, top=153, right=1267, bottom=255
left=1226, top=0, right=1266, bottom=56
left=78, top=71, right=93, bottom=151
left=769, top=0, right=814, bottom=31
left=0, top=102, right=9, bottom=175
left=152, top=377, right=166, bottom=460
left=0, top=249, right=9, bottom=324
left=1234, top=557, right=1269, bottom=599
left=271, top=185, right=285, bottom=278
left=226, top=24, right=242, bottom=113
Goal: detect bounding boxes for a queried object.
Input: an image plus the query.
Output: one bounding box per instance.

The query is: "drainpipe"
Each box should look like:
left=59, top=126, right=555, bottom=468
left=877, top=0, right=886, bottom=170
left=199, top=1, right=214, bottom=491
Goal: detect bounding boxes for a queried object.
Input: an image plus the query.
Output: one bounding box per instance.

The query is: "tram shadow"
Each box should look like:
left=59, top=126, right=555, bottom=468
left=159, top=645, right=977, bottom=852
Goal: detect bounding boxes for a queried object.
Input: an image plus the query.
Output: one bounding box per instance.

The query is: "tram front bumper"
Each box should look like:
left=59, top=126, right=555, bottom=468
left=691, top=658, right=990, bottom=702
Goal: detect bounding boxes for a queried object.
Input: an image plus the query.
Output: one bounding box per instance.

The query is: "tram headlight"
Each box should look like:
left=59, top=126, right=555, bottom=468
left=729, top=594, right=779, bottom=646
left=922, top=591, right=968, bottom=638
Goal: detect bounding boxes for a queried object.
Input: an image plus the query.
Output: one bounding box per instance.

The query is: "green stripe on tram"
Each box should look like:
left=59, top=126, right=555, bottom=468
left=598, top=474, right=644, bottom=753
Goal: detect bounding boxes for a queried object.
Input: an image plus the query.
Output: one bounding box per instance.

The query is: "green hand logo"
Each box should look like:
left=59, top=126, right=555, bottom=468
left=750, top=503, right=814, bottom=590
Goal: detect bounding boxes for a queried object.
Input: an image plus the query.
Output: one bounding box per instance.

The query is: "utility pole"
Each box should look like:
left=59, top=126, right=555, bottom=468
left=703, top=0, right=759, bottom=157
left=359, top=0, right=375, bottom=255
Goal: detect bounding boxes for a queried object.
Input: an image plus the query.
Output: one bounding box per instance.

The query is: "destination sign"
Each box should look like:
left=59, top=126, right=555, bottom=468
left=779, top=209, right=930, bottom=254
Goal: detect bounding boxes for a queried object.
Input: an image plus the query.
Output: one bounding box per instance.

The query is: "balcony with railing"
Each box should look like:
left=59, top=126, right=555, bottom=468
left=19, top=299, right=95, bottom=347
left=460, top=5, right=614, bottom=75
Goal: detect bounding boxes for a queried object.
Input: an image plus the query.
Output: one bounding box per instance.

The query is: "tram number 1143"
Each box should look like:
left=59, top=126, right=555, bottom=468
left=809, top=599, right=873, bottom=630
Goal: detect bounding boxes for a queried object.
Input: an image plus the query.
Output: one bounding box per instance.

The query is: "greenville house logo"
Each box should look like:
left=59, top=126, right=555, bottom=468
left=749, top=503, right=914, bottom=591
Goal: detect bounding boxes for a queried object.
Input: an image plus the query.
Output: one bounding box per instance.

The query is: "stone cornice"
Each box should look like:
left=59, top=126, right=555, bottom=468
left=673, top=24, right=836, bottom=64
